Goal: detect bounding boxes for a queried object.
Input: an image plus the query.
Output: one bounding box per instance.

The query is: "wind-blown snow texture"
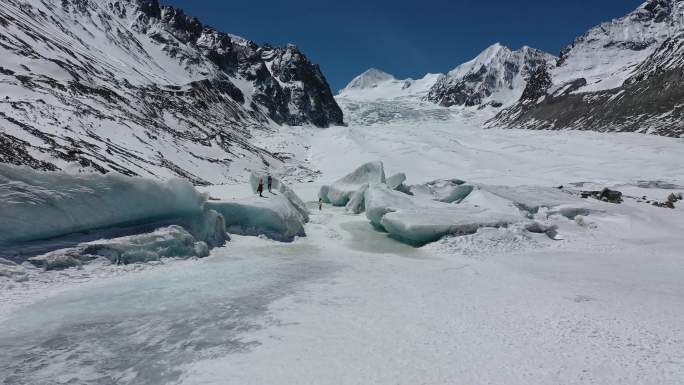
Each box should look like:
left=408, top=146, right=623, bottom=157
left=0, top=0, right=343, bottom=183
left=490, top=0, right=684, bottom=137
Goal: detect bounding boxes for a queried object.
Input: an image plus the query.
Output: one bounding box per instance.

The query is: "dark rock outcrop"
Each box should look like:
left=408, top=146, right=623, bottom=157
left=581, top=189, right=623, bottom=204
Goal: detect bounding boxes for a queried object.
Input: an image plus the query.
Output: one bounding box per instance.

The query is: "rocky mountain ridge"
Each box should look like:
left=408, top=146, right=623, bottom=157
left=0, top=0, right=342, bottom=183
left=426, top=43, right=557, bottom=108
left=488, top=0, right=684, bottom=137
left=339, top=43, right=556, bottom=110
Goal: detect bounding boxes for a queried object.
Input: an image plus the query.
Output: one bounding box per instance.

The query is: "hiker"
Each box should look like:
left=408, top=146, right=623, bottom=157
left=257, top=179, right=264, bottom=197
left=319, top=197, right=323, bottom=211
left=267, top=175, right=273, bottom=193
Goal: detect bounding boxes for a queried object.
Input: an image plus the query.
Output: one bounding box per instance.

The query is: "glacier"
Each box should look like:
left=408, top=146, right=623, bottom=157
left=385, top=173, right=407, bottom=191
left=319, top=161, right=386, bottom=206
left=345, top=183, right=370, bottom=214
left=0, top=164, right=311, bottom=266
left=249, top=172, right=310, bottom=222
left=0, top=165, right=206, bottom=245
left=380, top=207, right=522, bottom=246
left=26, top=224, right=223, bottom=270
left=206, top=195, right=306, bottom=242
left=363, top=184, right=523, bottom=246
left=193, top=172, right=313, bottom=242
left=323, top=161, right=596, bottom=246
left=2, top=92, right=684, bottom=385
left=1, top=1, right=684, bottom=384
left=409, top=179, right=473, bottom=203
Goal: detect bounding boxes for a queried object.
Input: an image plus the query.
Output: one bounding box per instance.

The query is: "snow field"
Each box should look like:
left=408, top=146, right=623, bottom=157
left=1, top=94, right=683, bottom=384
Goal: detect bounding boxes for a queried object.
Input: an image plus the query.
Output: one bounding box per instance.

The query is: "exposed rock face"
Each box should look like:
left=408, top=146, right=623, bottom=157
left=0, top=0, right=342, bottom=183
left=426, top=44, right=556, bottom=108
left=488, top=0, right=684, bottom=137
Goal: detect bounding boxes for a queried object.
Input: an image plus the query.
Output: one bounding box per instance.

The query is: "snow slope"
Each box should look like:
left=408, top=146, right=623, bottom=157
left=336, top=44, right=555, bottom=130
left=427, top=43, right=556, bottom=108
left=0, top=0, right=342, bottom=184
left=490, top=0, right=684, bottom=136
left=552, top=0, right=684, bottom=94
left=338, top=43, right=555, bottom=113
left=337, top=69, right=442, bottom=101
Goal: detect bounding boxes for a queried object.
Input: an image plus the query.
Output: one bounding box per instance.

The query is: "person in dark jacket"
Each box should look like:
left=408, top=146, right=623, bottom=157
left=257, top=179, right=264, bottom=197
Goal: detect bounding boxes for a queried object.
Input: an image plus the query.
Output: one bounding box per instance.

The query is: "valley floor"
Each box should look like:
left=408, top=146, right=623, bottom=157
left=1, top=118, right=684, bottom=385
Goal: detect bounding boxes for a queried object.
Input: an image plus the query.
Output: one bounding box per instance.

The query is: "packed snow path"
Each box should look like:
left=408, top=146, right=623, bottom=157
left=2, top=117, right=684, bottom=384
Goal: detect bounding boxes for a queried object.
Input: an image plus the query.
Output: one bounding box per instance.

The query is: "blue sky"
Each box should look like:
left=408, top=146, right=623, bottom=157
left=164, top=0, right=644, bottom=92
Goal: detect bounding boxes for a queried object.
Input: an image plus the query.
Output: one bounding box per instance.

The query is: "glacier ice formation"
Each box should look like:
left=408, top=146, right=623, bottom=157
left=319, top=161, right=386, bottom=206
left=335, top=162, right=593, bottom=246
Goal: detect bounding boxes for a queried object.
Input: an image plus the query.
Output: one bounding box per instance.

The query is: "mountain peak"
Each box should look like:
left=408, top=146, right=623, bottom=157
left=486, top=42, right=507, bottom=51
left=343, top=68, right=395, bottom=91
left=428, top=44, right=556, bottom=108
left=474, top=43, right=511, bottom=63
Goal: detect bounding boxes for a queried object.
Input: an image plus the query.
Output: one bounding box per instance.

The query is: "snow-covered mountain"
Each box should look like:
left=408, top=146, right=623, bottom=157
left=341, top=68, right=395, bottom=91
left=335, top=44, right=555, bottom=126
left=426, top=43, right=556, bottom=108
left=338, top=43, right=555, bottom=109
left=489, top=0, right=684, bottom=137
left=337, top=69, right=442, bottom=101
left=335, top=69, right=465, bottom=126
left=0, top=0, right=343, bottom=184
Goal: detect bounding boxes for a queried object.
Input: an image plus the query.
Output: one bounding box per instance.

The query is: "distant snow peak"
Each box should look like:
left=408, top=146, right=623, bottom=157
left=343, top=68, right=396, bottom=91
left=338, top=69, right=443, bottom=102
left=426, top=43, right=556, bottom=108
